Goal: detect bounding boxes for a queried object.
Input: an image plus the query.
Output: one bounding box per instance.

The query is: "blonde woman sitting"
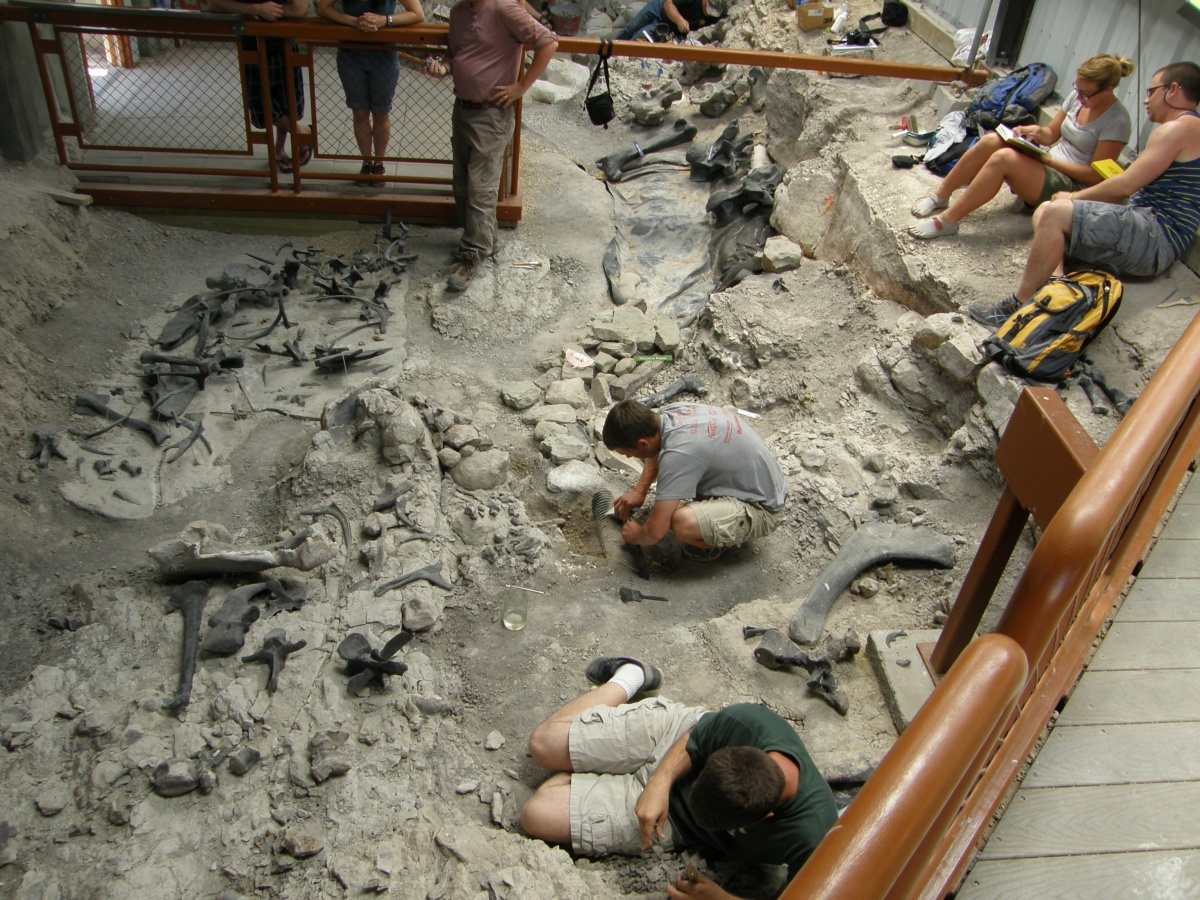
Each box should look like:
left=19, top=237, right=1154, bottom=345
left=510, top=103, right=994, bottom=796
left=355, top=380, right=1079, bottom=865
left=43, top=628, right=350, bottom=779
left=909, top=54, right=1134, bottom=239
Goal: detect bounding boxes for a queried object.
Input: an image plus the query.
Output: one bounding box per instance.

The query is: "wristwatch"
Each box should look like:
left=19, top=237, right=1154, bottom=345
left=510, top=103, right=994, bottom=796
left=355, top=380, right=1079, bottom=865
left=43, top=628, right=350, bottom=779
left=386, top=14, right=392, bottom=25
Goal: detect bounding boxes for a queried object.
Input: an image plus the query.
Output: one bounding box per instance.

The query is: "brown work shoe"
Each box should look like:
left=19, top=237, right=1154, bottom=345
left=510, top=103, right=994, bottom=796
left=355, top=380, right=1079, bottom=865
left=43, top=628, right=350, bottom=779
left=371, top=162, right=386, bottom=187
left=357, top=161, right=374, bottom=188
left=446, top=258, right=481, bottom=293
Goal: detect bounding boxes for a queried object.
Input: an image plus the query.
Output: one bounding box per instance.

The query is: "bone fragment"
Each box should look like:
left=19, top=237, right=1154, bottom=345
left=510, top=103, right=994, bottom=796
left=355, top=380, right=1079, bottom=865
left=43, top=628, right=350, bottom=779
left=635, top=374, right=709, bottom=409
left=788, top=523, right=956, bottom=646
left=372, top=563, right=453, bottom=597
left=163, top=581, right=210, bottom=713
left=148, top=521, right=338, bottom=578
left=242, top=628, right=307, bottom=693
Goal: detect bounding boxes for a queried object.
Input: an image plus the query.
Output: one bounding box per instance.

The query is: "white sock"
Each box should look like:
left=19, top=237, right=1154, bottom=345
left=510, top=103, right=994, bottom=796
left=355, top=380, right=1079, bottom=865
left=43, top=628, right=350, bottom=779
left=609, top=663, right=645, bottom=702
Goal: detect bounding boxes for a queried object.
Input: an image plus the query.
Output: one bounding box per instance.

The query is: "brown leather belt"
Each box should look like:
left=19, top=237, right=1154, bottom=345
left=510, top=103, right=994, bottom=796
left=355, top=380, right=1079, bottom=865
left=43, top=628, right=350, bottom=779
left=456, top=98, right=496, bottom=110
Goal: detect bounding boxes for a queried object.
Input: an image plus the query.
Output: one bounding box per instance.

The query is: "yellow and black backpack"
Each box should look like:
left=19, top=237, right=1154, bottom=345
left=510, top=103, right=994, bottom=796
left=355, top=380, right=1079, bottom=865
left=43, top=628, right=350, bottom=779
left=981, top=269, right=1123, bottom=383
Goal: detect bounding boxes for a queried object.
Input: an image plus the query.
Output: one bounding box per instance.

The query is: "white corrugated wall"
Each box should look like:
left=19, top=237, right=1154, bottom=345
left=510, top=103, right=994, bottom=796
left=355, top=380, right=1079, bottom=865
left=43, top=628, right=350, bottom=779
left=916, top=0, right=1200, bottom=149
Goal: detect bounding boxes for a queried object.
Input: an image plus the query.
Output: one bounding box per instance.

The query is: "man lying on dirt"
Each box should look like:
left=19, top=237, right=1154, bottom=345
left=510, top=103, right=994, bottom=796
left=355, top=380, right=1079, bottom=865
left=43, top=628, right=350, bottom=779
left=602, top=400, right=787, bottom=560
left=520, top=656, right=838, bottom=900
left=970, top=61, right=1200, bottom=328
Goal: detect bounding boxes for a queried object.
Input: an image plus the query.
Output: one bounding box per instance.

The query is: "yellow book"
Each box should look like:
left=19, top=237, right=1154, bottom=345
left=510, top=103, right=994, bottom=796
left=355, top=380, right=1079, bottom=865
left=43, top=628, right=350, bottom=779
left=1091, top=159, right=1124, bottom=179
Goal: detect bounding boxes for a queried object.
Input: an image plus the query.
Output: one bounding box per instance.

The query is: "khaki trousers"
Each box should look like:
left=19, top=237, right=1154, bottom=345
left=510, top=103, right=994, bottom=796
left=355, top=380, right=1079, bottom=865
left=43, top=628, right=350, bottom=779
left=450, top=102, right=514, bottom=263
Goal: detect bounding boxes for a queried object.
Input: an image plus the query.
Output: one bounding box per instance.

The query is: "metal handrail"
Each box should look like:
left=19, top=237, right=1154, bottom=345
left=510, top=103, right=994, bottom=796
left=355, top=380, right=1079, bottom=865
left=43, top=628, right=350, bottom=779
left=785, top=312, right=1200, bottom=898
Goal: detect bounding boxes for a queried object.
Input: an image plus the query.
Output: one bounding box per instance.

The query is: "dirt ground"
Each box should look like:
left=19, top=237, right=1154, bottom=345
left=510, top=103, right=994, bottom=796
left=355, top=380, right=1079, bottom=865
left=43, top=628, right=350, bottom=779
left=1, top=3, right=1198, bottom=898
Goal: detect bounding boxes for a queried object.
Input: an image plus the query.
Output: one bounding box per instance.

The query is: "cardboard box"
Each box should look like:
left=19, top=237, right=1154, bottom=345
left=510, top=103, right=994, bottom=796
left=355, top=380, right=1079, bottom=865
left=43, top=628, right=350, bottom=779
left=797, top=2, right=833, bottom=31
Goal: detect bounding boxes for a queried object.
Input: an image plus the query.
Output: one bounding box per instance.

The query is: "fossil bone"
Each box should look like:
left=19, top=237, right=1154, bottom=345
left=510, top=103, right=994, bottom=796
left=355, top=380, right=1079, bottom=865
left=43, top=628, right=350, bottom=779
left=788, top=523, right=956, bottom=646
left=148, top=521, right=339, bottom=578
left=635, top=374, right=709, bottom=409
left=73, top=393, right=170, bottom=446
left=163, top=581, right=210, bottom=713
left=202, top=583, right=269, bottom=656
left=28, top=425, right=69, bottom=468
left=373, top=563, right=453, bottom=597
left=242, top=628, right=307, bottom=693
left=337, top=630, right=412, bottom=694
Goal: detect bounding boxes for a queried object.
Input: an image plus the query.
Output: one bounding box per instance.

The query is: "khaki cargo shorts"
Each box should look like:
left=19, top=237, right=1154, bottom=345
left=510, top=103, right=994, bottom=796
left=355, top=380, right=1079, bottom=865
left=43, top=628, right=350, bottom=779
left=686, top=497, right=783, bottom=549
left=568, top=697, right=707, bottom=857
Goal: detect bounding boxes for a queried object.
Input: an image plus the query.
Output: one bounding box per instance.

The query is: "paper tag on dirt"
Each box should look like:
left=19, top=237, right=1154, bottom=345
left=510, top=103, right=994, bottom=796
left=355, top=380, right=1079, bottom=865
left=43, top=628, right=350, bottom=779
left=564, top=348, right=594, bottom=368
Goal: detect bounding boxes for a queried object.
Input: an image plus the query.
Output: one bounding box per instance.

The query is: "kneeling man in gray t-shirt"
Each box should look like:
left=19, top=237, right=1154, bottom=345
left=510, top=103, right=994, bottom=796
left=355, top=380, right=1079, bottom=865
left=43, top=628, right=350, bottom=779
left=602, top=400, right=787, bottom=558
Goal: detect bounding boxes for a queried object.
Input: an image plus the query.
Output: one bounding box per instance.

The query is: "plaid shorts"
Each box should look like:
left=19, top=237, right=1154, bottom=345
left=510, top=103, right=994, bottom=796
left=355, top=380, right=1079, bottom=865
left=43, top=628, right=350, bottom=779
left=241, top=37, right=305, bottom=129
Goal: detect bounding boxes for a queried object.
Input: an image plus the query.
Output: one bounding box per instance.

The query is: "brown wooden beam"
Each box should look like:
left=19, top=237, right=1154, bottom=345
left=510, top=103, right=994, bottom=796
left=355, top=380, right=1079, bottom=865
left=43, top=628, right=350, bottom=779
left=75, top=183, right=521, bottom=220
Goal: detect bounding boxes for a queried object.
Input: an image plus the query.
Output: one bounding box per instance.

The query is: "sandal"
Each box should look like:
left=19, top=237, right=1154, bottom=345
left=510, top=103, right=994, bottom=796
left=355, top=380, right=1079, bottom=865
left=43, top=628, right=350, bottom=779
left=276, top=155, right=294, bottom=174
left=908, top=216, right=958, bottom=239
left=296, top=145, right=313, bottom=168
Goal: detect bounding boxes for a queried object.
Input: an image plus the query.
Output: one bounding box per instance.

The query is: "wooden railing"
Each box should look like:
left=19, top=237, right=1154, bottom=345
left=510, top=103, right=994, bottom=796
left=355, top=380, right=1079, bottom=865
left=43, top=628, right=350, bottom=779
left=786, top=313, right=1200, bottom=898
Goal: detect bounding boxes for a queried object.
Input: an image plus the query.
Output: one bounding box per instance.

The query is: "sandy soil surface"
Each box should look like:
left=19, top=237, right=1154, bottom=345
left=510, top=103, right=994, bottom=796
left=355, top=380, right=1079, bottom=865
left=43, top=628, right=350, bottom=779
left=1, top=3, right=1198, bottom=898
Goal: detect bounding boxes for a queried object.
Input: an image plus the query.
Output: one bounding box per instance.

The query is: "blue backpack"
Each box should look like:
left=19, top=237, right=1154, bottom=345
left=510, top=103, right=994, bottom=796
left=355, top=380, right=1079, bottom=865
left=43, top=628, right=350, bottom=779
left=967, top=63, right=1057, bottom=121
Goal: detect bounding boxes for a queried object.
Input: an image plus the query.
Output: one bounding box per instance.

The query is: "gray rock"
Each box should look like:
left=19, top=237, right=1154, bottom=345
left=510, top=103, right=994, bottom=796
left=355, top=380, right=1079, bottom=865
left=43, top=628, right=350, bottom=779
left=591, top=307, right=657, bottom=352
left=310, top=730, right=351, bottom=783
left=403, top=594, right=441, bottom=633
left=936, top=332, right=983, bottom=383
left=532, top=419, right=568, bottom=442
left=228, top=745, right=261, bottom=776
left=613, top=357, right=636, bottom=376
left=544, top=433, right=592, bottom=465
left=911, top=313, right=961, bottom=352
left=151, top=758, right=200, bottom=797
left=800, top=449, right=826, bottom=470
left=596, top=443, right=641, bottom=476
left=484, top=730, right=505, bottom=750
left=653, top=317, right=681, bottom=353
left=451, top=450, right=510, bottom=491
left=438, top=447, right=462, bottom=470
left=590, top=374, right=613, bottom=407
left=546, top=460, right=603, bottom=494
left=863, top=452, right=888, bottom=473
left=519, top=404, right=578, bottom=426
left=444, top=423, right=480, bottom=449
left=870, top=477, right=900, bottom=509
left=455, top=780, right=480, bottom=795
left=598, top=338, right=636, bottom=357
left=762, top=235, right=804, bottom=273
left=34, top=781, right=70, bottom=817
left=592, top=351, right=617, bottom=374
left=852, top=576, right=880, bottom=598
left=544, top=378, right=590, bottom=410
left=282, top=830, right=324, bottom=859
left=609, top=359, right=669, bottom=401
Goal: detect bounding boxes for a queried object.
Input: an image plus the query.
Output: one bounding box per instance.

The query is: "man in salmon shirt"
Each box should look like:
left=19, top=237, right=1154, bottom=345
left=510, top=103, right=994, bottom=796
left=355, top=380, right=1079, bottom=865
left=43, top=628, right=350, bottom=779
left=425, top=0, right=557, bottom=292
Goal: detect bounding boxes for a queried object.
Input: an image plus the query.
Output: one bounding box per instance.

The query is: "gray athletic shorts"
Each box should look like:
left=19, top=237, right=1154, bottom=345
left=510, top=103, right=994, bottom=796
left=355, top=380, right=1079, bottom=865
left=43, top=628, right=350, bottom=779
left=568, top=698, right=707, bottom=857
left=336, top=48, right=400, bottom=115
left=685, top=497, right=782, bottom=549
left=1067, top=200, right=1178, bottom=277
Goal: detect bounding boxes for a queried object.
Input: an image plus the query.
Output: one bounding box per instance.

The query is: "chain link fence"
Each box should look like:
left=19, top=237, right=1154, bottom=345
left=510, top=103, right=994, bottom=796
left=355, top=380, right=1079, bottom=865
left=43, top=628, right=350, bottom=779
left=54, top=25, right=453, bottom=163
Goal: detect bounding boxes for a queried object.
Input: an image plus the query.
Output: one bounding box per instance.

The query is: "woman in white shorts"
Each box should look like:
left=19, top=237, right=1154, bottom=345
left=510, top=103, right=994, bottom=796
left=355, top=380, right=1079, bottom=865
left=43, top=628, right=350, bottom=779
left=909, top=54, right=1134, bottom=239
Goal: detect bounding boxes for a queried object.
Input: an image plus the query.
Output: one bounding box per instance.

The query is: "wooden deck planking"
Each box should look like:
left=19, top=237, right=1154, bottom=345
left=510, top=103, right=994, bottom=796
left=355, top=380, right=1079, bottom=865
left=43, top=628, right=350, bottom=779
left=1058, top=669, right=1200, bottom=725
left=962, top=477, right=1200, bottom=898
left=1024, top=722, right=1200, bottom=787
left=1135, top=537, right=1200, bottom=578
left=976, top=782, right=1200, bottom=858
left=1088, top=620, right=1200, bottom=670
left=1116, top=578, right=1200, bottom=621
left=959, top=850, right=1200, bottom=898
